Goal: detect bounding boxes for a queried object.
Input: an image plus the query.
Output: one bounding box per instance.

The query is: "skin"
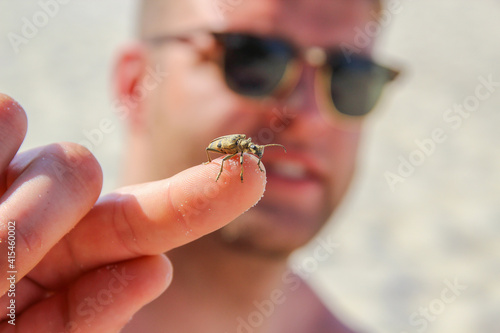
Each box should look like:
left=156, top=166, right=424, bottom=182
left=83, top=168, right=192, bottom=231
left=0, top=0, right=381, bottom=332
left=121, top=0, right=379, bottom=332
left=0, top=93, right=265, bottom=332
left=125, top=0, right=375, bottom=256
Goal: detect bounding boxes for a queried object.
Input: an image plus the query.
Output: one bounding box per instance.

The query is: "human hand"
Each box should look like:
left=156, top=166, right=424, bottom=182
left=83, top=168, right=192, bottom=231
left=0, top=94, right=266, bottom=332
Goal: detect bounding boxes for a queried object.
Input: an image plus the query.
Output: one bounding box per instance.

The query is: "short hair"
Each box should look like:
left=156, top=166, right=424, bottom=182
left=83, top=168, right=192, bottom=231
left=138, top=0, right=383, bottom=37
left=138, top=0, right=171, bottom=38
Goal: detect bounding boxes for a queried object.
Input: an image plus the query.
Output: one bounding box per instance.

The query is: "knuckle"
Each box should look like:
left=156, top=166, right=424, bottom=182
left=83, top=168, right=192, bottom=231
left=111, top=193, right=144, bottom=256
left=37, top=142, right=103, bottom=198
left=15, top=221, right=42, bottom=254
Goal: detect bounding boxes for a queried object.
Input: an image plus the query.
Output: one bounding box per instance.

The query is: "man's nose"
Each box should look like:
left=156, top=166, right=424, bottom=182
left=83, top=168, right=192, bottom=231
left=271, top=65, right=333, bottom=140
left=284, top=46, right=328, bottom=109
left=285, top=65, right=320, bottom=113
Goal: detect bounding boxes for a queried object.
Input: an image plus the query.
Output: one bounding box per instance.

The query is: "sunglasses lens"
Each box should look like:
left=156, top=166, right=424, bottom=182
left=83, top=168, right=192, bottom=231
left=329, top=54, right=396, bottom=116
left=221, top=34, right=293, bottom=97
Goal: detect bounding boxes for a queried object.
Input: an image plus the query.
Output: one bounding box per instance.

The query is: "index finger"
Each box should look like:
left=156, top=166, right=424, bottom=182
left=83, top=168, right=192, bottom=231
left=31, top=154, right=266, bottom=287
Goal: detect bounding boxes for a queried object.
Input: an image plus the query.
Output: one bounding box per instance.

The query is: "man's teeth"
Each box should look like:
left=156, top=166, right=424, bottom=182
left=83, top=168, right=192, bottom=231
left=271, top=161, right=308, bottom=180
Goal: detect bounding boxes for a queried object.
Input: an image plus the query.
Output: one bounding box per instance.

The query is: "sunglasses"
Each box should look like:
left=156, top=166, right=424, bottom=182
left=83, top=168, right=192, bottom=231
left=146, top=31, right=399, bottom=118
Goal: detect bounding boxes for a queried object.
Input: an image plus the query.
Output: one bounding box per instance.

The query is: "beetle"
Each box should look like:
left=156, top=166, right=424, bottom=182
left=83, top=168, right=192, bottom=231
left=204, top=134, right=286, bottom=182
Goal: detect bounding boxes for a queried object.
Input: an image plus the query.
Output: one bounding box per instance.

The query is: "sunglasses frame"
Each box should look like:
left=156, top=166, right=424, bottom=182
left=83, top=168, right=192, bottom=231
left=211, top=32, right=302, bottom=102
left=144, top=30, right=399, bottom=123
left=315, top=52, right=400, bottom=124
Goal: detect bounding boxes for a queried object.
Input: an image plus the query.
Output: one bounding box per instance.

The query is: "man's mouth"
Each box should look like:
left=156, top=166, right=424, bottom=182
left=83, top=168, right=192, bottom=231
left=263, top=153, right=326, bottom=187
left=267, top=160, right=310, bottom=181
left=258, top=155, right=327, bottom=216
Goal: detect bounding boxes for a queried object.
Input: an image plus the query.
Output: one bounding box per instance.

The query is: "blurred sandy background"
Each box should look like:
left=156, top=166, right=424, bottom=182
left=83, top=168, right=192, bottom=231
left=1, top=1, right=499, bottom=332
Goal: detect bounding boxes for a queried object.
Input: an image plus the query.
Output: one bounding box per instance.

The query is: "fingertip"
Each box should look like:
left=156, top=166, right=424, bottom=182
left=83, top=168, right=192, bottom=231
left=169, top=153, right=267, bottom=233
left=152, top=254, right=174, bottom=292
left=207, top=153, right=266, bottom=187
left=56, top=142, right=104, bottom=196
left=239, top=153, right=267, bottom=197
left=182, top=153, right=267, bottom=206
left=0, top=93, right=28, bottom=140
left=115, top=255, right=173, bottom=301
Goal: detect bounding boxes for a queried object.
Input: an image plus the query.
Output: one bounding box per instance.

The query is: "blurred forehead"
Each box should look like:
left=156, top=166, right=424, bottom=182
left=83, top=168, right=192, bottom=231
left=140, top=0, right=378, bottom=48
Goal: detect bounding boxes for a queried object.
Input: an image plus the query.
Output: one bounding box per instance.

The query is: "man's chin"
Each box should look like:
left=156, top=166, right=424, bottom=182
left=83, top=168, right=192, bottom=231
left=215, top=201, right=329, bottom=258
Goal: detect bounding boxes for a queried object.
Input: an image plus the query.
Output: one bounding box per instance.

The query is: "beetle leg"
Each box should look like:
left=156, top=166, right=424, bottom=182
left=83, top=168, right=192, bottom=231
left=204, top=148, right=222, bottom=165
left=257, top=156, right=264, bottom=172
left=216, top=153, right=237, bottom=182
left=240, top=152, right=244, bottom=183
left=205, top=148, right=212, bottom=163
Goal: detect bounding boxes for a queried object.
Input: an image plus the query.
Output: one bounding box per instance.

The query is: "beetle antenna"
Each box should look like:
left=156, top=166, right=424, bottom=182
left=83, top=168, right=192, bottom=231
left=262, top=144, right=287, bottom=153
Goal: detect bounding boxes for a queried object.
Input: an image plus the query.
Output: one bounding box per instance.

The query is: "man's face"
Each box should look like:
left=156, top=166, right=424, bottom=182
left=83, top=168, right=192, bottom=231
left=132, top=0, right=379, bottom=256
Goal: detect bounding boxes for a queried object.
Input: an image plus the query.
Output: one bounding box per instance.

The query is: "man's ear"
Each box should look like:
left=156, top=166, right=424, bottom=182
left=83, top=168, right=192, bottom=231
left=113, top=42, right=149, bottom=131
